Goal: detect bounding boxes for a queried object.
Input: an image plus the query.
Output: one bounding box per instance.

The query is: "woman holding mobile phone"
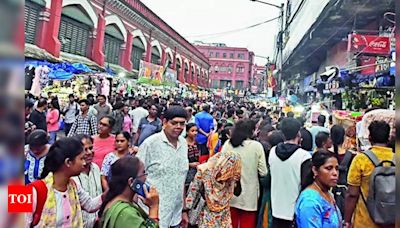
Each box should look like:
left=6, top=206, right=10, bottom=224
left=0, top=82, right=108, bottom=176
left=98, top=156, right=160, bottom=228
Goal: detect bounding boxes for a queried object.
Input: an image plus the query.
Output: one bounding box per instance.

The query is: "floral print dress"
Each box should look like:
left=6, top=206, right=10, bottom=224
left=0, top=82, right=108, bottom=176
left=186, top=151, right=241, bottom=228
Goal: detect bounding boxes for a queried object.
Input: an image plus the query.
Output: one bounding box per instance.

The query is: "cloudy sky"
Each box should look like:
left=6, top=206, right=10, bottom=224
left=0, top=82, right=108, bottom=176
left=142, top=0, right=285, bottom=65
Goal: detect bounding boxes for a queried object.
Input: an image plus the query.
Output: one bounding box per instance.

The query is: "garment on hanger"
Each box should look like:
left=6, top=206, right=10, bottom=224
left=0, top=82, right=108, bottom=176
left=25, top=66, right=35, bottom=90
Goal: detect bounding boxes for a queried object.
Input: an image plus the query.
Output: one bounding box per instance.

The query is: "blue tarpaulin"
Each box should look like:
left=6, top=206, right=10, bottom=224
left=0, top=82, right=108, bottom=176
left=25, top=60, right=93, bottom=80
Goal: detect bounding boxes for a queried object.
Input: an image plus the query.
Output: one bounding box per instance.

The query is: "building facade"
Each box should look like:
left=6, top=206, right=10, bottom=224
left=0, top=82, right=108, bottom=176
left=195, top=43, right=254, bottom=90
left=24, top=0, right=210, bottom=87
left=276, top=0, right=394, bottom=108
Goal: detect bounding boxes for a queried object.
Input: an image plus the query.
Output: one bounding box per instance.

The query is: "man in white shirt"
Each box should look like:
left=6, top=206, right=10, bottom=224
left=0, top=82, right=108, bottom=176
left=137, top=106, right=189, bottom=228
left=129, top=99, right=149, bottom=138
left=269, top=117, right=312, bottom=227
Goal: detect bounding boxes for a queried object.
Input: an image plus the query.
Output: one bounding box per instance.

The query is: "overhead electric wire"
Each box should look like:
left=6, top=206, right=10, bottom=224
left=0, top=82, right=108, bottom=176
left=185, top=16, right=281, bottom=39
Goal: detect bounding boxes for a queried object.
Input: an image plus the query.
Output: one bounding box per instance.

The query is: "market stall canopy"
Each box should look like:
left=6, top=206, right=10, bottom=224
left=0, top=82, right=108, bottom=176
left=25, top=44, right=61, bottom=63
left=358, top=109, right=395, bottom=139
left=60, top=52, right=103, bottom=71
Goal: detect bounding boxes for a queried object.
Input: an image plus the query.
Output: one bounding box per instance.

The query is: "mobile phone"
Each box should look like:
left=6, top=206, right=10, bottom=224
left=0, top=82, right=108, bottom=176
left=130, top=179, right=151, bottom=198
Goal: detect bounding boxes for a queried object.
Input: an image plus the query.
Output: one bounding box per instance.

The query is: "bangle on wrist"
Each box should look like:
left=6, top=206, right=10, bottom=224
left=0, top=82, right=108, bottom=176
left=182, top=208, right=189, bottom=213
left=150, top=217, right=159, bottom=222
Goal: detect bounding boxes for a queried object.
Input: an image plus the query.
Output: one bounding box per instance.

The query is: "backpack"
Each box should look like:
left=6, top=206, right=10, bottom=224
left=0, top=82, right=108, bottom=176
left=361, top=150, right=395, bottom=225
left=332, top=150, right=353, bottom=217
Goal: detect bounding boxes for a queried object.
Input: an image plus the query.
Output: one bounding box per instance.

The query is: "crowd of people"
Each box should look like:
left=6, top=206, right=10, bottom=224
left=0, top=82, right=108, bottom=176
left=24, top=92, right=395, bottom=228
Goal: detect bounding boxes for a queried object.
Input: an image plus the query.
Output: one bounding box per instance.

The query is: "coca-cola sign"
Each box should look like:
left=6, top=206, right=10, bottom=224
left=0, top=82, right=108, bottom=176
left=349, top=34, right=390, bottom=55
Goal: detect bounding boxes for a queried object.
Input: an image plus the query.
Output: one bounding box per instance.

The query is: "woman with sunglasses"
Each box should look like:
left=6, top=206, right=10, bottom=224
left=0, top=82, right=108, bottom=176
left=98, top=156, right=160, bottom=228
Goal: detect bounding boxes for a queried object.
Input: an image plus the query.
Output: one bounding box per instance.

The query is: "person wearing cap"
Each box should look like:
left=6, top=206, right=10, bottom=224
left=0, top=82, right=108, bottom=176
left=24, top=129, right=50, bottom=184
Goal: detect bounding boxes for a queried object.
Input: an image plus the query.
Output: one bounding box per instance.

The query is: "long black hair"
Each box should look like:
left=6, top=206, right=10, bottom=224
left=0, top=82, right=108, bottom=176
left=40, top=137, right=83, bottom=179
left=186, top=123, right=197, bottom=133
left=301, top=149, right=337, bottom=191
left=230, top=119, right=256, bottom=147
left=330, top=125, right=345, bottom=159
left=98, top=156, right=141, bottom=217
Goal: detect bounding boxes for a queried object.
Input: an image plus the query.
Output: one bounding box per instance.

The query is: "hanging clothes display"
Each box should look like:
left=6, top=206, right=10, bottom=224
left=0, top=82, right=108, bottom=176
left=38, top=65, right=50, bottom=89
left=30, top=69, right=41, bottom=97
left=25, top=66, right=35, bottom=90
left=101, top=79, right=110, bottom=97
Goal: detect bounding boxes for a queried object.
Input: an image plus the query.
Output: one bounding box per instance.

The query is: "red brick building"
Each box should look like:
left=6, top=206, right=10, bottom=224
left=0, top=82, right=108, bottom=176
left=24, top=0, right=210, bottom=87
left=194, top=43, right=254, bottom=90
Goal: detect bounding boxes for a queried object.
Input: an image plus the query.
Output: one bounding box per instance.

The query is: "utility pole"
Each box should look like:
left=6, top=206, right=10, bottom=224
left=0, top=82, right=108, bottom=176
left=278, top=3, right=284, bottom=97
left=250, top=0, right=284, bottom=96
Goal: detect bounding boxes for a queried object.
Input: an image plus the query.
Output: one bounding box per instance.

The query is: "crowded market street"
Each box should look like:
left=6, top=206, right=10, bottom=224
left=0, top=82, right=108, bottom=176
left=21, top=0, right=396, bottom=227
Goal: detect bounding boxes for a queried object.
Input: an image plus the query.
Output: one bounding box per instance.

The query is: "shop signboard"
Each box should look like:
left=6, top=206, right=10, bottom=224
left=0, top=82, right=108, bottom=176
left=349, top=34, right=391, bottom=55
left=375, top=56, right=391, bottom=74
left=323, top=79, right=343, bottom=94
left=163, top=68, right=177, bottom=84
left=138, top=61, right=176, bottom=85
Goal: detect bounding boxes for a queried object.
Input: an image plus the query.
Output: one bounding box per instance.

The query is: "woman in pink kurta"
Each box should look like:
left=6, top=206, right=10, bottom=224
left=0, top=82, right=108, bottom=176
left=122, top=105, right=132, bottom=134
left=46, top=99, right=60, bottom=144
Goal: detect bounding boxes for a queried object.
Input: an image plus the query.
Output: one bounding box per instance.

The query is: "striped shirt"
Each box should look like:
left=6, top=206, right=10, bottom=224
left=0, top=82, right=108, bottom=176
left=24, top=151, right=46, bottom=184
left=67, top=114, right=98, bottom=137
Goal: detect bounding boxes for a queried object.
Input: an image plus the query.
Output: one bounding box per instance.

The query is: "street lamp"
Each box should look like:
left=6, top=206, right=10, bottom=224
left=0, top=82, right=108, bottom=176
left=250, top=0, right=284, bottom=96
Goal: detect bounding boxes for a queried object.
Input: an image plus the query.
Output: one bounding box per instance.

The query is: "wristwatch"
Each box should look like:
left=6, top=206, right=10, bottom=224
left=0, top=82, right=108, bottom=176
left=182, top=208, right=190, bottom=213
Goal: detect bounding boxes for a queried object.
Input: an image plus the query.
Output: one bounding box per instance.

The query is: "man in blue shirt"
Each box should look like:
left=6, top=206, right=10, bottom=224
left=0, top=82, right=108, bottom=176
left=308, top=115, right=330, bottom=151
left=195, top=104, right=214, bottom=160
left=24, top=129, right=50, bottom=184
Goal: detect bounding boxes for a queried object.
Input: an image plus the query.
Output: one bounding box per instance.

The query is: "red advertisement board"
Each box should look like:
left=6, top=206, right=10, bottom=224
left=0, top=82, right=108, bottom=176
left=350, top=34, right=390, bottom=55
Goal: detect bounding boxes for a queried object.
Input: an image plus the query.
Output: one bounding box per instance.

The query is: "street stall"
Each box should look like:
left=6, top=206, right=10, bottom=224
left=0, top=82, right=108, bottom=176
left=25, top=59, right=115, bottom=106
left=356, top=109, right=395, bottom=150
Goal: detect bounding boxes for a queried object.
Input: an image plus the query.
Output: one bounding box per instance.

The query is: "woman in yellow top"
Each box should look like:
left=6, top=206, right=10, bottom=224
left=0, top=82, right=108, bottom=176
left=207, top=121, right=225, bottom=157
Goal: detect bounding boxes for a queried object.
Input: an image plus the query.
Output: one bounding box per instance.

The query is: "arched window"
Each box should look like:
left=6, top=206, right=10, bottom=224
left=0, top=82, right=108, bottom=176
left=184, top=63, right=189, bottom=81
left=104, top=24, right=124, bottom=64
left=151, top=46, right=161, bottom=65
left=59, top=5, right=94, bottom=57
left=25, top=0, right=45, bottom=44
left=176, top=59, right=182, bottom=79
left=228, top=64, right=233, bottom=74
left=131, top=37, right=145, bottom=71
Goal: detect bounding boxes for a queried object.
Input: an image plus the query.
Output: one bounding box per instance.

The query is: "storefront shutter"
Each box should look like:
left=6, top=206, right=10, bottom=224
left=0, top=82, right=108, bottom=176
left=104, top=34, right=123, bottom=65
left=131, top=46, right=145, bottom=70
left=59, top=16, right=90, bottom=57
left=24, top=2, right=40, bottom=44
